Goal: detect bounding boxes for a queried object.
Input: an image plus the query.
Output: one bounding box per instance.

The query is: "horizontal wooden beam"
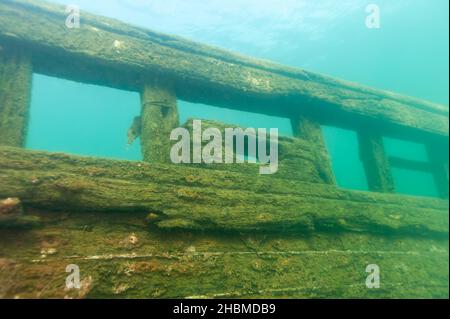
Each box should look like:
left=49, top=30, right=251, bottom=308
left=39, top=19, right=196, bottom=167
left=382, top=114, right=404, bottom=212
left=426, top=142, right=449, bottom=199
left=0, top=146, right=448, bottom=236
left=389, top=157, right=432, bottom=172
left=182, top=119, right=329, bottom=183
left=0, top=210, right=448, bottom=298
left=0, top=0, right=448, bottom=137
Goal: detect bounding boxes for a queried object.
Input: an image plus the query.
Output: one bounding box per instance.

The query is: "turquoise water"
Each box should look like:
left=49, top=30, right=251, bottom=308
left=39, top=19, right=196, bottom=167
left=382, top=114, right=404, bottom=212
left=44, top=0, right=449, bottom=105
left=26, top=0, right=448, bottom=197
left=27, top=74, right=142, bottom=160
left=322, top=126, right=369, bottom=191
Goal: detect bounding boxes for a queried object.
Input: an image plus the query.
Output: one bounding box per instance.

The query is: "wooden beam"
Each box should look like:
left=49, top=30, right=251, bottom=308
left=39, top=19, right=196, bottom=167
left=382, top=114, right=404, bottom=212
left=291, top=114, right=335, bottom=184
left=0, top=0, right=448, bottom=137
left=182, top=119, right=330, bottom=183
left=140, top=82, right=179, bottom=163
left=0, top=146, right=448, bottom=236
left=0, top=210, right=447, bottom=298
left=426, top=142, right=449, bottom=199
left=388, top=157, right=432, bottom=172
left=358, top=132, right=395, bottom=193
left=0, top=44, right=32, bottom=147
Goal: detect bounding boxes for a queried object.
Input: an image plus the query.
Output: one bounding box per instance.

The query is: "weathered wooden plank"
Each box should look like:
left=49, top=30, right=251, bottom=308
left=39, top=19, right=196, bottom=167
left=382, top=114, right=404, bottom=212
left=140, top=82, right=179, bottom=163
left=0, top=0, right=448, bottom=137
left=182, top=119, right=327, bottom=183
left=388, top=157, right=432, bottom=172
left=0, top=146, right=448, bottom=236
left=0, top=44, right=32, bottom=147
left=358, top=132, right=395, bottom=193
left=291, top=114, right=335, bottom=184
left=426, top=142, right=449, bottom=199
left=0, top=211, right=448, bottom=298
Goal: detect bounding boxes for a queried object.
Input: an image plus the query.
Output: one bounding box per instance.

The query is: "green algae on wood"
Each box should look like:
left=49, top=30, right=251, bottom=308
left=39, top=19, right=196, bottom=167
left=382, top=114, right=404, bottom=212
left=0, top=197, right=41, bottom=229
left=426, top=142, right=450, bottom=199
left=0, top=44, right=32, bottom=147
left=182, top=119, right=327, bottom=183
left=140, top=82, right=179, bottom=163
left=0, top=210, right=448, bottom=298
left=0, top=146, right=448, bottom=236
left=357, top=131, right=395, bottom=193
left=0, top=0, right=448, bottom=137
left=291, top=114, right=335, bottom=185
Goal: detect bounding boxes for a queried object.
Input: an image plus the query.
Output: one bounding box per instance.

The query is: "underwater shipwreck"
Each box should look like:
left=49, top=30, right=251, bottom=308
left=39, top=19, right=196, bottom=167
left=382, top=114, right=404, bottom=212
left=0, top=0, right=449, bottom=299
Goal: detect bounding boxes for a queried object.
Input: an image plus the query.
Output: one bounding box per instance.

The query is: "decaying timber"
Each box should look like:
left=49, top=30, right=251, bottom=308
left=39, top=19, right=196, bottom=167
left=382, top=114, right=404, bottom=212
left=291, top=114, right=335, bottom=184
left=140, top=82, right=179, bottom=163
left=0, top=211, right=448, bottom=299
left=0, top=146, right=448, bottom=236
left=0, top=0, right=448, bottom=139
left=0, top=45, right=32, bottom=147
left=182, top=119, right=329, bottom=183
left=0, top=0, right=449, bottom=299
left=357, top=132, right=395, bottom=193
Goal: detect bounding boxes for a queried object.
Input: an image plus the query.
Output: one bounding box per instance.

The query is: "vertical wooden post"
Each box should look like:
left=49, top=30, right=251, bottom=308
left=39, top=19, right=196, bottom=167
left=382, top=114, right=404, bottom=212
left=140, top=81, right=179, bottom=163
left=0, top=45, right=32, bottom=147
left=426, top=141, right=449, bottom=199
left=291, top=114, right=335, bottom=184
left=357, top=131, right=395, bottom=193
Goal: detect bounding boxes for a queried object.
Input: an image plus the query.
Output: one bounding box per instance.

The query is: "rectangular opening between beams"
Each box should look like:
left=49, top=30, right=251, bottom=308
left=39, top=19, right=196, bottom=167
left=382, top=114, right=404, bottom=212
left=26, top=74, right=142, bottom=161
left=383, top=137, right=440, bottom=198
left=321, top=125, right=369, bottom=191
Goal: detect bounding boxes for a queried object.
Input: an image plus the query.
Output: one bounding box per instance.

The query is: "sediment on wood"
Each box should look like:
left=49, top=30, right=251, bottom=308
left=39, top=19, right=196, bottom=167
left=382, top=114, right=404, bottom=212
left=357, top=132, right=395, bottom=193
left=140, top=82, right=179, bottom=163
left=0, top=210, right=448, bottom=298
left=182, top=119, right=328, bottom=183
left=0, top=146, right=448, bottom=236
left=426, top=142, right=449, bottom=199
left=0, top=44, right=32, bottom=147
left=0, top=0, right=448, bottom=137
left=291, top=114, right=335, bottom=185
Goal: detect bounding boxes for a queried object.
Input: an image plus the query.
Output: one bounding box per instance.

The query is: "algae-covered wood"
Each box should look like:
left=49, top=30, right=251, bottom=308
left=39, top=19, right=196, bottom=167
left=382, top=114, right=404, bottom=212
left=357, top=132, right=395, bottom=193
left=182, top=119, right=329, bottom=183
left=0, top=0, right=448, bottom=138
left=0, top=44, right=32, bottom=147
left=140, top=82, right=179, bottom=163
left=291, top=114, right=335, bottom=184
left=0, top=211, right=448, bottom=298
left=0, top=146, right=448, bottom=236
left=0, top=0, right=448, bottom=300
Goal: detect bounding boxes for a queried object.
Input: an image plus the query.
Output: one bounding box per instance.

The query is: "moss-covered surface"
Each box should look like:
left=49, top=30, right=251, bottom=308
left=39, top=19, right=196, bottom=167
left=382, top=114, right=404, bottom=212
left=291, top=114, right=335, bottom=184
left=0, top=0, right=448, bottom=137
left=0, top=146, right=448, bottom=236
left=357, top=132, right=395, bottom=193
left=0, top=44, right=32, bottom=147
left=426, top=142, right=450, bottom=199
left=140, top=83, right=179, bottom=163
left=0, top=210, right=448, bottom=298
left=0, top=0, right=448, bottom=299
left=182, top=119, right=327, bottom=183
